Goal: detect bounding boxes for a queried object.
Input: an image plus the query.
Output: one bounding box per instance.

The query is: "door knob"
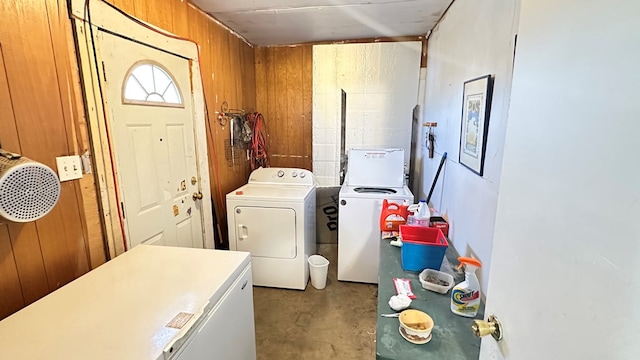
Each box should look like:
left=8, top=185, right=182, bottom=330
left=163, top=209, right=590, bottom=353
left=192, top=192, right=203, bottom=201
left=471, top=315, right=503, bottom=341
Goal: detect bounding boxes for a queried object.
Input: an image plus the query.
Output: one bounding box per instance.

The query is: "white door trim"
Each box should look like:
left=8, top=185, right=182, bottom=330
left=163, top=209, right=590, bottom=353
left=71, top=0, right=214, bottom=256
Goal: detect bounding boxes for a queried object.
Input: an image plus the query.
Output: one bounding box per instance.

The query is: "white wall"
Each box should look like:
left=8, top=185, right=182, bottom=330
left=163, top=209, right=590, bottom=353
left=416, top=0, right=520, bottom=294
left=312, top=42, right=422, bottom=186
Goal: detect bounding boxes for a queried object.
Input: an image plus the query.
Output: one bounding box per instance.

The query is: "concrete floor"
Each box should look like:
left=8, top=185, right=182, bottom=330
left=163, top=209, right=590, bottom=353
left=253, top=244, right=378, bottom=359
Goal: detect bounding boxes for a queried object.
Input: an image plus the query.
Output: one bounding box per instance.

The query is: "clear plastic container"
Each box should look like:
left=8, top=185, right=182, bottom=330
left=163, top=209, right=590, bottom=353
left=419, top=269, right=454, bottom=294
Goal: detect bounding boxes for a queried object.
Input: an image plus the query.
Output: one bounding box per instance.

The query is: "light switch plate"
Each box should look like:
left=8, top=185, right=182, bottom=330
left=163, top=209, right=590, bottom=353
left=55, top=155, right=83, bottom=182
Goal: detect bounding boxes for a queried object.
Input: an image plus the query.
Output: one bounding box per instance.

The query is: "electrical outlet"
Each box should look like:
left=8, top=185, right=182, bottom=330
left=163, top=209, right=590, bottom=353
left=55, top=155, right=83, bottom=182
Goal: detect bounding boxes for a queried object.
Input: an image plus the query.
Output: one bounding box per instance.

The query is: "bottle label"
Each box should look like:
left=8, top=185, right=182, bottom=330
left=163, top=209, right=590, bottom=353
left=452, top=288, right=480, bottom=313
left=454, top=303, right=479, bottom=313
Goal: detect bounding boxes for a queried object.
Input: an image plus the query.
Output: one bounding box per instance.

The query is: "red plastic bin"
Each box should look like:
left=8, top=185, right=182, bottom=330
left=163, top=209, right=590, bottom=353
left=399, top=225, right=448, bottom=272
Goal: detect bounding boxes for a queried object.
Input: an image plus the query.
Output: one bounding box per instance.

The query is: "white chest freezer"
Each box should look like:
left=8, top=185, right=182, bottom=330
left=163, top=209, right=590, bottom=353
left=0, top=245, right=256, bottom=360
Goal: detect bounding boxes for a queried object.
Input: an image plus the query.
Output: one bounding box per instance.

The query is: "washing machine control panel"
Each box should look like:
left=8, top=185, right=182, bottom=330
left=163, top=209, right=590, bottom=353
left=248, top=167, right=314, bottom=185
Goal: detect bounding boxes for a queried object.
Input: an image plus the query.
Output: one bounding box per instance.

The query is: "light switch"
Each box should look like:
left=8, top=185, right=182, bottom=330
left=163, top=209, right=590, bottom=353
left=55, top=155, right=83, bottom=182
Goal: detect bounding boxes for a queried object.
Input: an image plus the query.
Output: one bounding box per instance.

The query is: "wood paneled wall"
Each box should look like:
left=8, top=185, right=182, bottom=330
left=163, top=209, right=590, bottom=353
left=0, top=0, right=101, bottom=320
left=254, top=46, right=313, bottom=170
left=101, top=0, right=257, bottom=246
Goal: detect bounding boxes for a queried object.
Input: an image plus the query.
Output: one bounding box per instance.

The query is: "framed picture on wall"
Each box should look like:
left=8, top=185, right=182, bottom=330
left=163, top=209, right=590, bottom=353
left=459, top=74, right=494, bottom=176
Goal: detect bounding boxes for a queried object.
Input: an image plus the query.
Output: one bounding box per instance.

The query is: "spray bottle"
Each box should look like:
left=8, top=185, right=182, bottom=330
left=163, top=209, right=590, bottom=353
left=450, top=257, right=482, bottom=317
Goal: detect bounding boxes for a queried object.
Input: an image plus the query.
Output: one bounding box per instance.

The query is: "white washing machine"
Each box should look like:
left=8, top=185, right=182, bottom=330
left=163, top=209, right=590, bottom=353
left=227, top=167, right=316, bottom=290
left=338, top=148, right=414, bottom=284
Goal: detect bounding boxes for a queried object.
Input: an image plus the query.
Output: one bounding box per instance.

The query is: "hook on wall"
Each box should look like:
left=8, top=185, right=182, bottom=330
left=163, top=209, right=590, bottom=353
left=215, top=100, right=245, bottom=127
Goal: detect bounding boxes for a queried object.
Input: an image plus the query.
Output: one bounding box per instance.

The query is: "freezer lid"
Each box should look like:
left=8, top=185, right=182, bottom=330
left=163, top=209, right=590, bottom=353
left=345, top=148, right=405, bottom=187
left=0, top=245, right=251, bottom=360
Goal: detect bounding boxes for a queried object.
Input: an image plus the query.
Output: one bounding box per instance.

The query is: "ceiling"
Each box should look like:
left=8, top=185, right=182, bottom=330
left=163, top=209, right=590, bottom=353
left=190, top=0, right=453, bottom=46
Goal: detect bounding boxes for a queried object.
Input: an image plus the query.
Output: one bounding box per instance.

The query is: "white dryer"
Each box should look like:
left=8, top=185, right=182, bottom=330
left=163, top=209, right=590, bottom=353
left=227, top=167, right=316, bottom=290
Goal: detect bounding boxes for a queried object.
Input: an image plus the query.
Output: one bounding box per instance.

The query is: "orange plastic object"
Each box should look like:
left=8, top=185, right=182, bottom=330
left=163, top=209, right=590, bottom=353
left=379, top=199, right=409, bottom=231
left=457, top=257, right=482, bottom=269
left=236, top=191, right=244, bottom=195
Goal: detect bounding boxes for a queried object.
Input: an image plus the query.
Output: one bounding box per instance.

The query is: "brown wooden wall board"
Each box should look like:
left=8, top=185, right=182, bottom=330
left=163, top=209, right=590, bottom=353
left=286, top=46, right=303, bottom=168
left=264, top=48, right=276, bottom=162
left=0, top=43, right=51, bottom=306
left=302, top=46, right=313, bottom=166
left=6, top=224, right=49, bottom=305
left=0, top=0, right=93, bottom=315
left=2, top=1, right=67, bottom=170
left=146, top=0, right=173, bottom=33
left=0, top=46, right=26, bottom=318
left=0, top=45, right=20, bottom=149
left=36, top=183, right=90, bottom=290
left=273, top=47, right=287, bottom=164
left=0, top=225, right=24, bottom=319
left=171, top=0, right=190, bottom=39
left=254, top=45, right=313, bottom=170
left=241, top=42, right=256, bottom=113
left=254, top=48, right=267, bottom=117
left=132, top=0, right=149, bottom=24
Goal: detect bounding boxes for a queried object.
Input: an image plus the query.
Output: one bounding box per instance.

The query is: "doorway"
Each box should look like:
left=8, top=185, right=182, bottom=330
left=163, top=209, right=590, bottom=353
left=71, top=0, right=214, bottom=256
left=97, top=31, right=204, bottom=249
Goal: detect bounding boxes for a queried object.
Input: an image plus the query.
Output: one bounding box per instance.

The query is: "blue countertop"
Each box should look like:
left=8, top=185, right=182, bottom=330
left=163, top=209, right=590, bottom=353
left=376, top=237, right=484, bottom=359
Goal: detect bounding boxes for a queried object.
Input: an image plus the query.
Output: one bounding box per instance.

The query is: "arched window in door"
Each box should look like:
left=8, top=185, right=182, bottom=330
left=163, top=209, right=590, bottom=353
left=122, top=61, right=183, bottom=107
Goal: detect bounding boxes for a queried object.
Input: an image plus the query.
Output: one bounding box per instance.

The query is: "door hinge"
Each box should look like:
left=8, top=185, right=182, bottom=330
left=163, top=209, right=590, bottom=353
left=120, top=202, right=125, bottom=219
left=101, top=61, right=107, bottom=81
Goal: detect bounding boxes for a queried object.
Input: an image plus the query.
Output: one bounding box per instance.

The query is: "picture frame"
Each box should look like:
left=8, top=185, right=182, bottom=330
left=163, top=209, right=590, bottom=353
left=459, top=74, right=494, bottom=176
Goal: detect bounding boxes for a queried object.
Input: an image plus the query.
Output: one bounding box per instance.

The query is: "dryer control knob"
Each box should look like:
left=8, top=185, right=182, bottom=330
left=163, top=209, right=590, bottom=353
left=277, top=170, right=285, bottom=177
left=292, top=172, right=298, bottom=177
left=300, top=172, right=306, bottom=178
left=341, top=200, right=347, bottom=206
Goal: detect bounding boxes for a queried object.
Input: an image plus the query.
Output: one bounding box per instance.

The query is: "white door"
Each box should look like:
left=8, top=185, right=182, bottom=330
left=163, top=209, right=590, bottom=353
left=97, top=31, right=204, bottom=249
left=481, top=1, right=640, bottom=359
left=234, top=206, right=297, bottom=259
